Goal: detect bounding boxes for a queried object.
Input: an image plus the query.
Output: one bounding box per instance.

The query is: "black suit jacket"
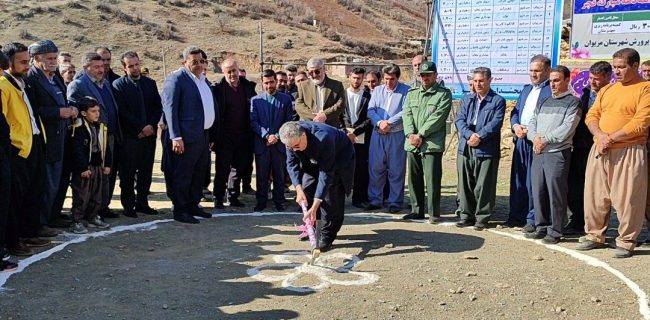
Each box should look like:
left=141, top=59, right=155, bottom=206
left=210, top=76, right=256, bottom=147
left=112, top=75, right=163, bottom=139
left=0, top=93, right=10, bottom=155
left=342, top=88, right=372, bottom=144
left=25, top=66, right=68, bottom=162
left=574, top=86, right=595, bottom=150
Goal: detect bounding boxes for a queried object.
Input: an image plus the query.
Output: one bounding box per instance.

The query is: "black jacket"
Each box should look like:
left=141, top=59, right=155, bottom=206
left=0, top=93, right=10, bottom=155
left=71, top=120, right=112, bottom=173
left=575, top=86, right=595, bottom=150
left=24, top=66, right=68, bottom=162
left=112, top=75, right=163, bottom=139
left=210, top=76, right=256, bottom=147
left=342, top=88, right=372, bottom=144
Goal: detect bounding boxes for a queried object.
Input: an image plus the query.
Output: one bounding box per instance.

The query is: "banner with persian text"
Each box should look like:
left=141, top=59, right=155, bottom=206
left=570, top=0, right=650, bottom=60
left=432, top=0, right=563, bottom=99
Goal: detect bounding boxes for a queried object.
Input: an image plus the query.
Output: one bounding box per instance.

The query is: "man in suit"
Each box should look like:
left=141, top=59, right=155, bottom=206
left=366, top=64, right=411, bottom=213
left=112, top=51, right=162, bottom=218
left=1, top=42, right=50, bottom=256
left=250, top=69, right=294, bottom=211
left=508, top=55, right=552, bottom=231
left=162, top=46, right=217, bottom=224
left=68, top=52, right=121, bottom=219
left=343, top=67, right=372, bottom=208
left=566, top=61, right=611, bottom=235
left=295, top=57, right=346, bottom=128
left=211, top=58, right=256, bottom=209
left=454, top=67, right=505, bottom=229
left=24, top=40, right=77, bottom=234
left=280, top=121, right=355, bottom=252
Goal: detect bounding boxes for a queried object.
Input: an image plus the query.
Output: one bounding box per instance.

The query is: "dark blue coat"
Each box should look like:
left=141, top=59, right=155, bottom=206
left=67, top=73, right=122, bottom=142
left=510, top=80, right=552, bottom=129
left=161, top=68, right=218, bottom=144
left=25, top=66, right=68, bottom=162
left=112, top=75, right=163, bottom=139
left=456, top=89, right=506, bottom=158
left=286, top=122, right=355, bottom=199
left=250, top=91, right=294, bottom=154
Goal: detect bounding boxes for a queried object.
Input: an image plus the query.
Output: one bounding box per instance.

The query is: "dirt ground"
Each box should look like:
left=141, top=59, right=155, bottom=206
left=1, top=135, right=649, bottom=320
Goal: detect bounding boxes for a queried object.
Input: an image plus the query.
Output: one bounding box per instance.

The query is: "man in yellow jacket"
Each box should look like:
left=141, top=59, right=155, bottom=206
left=0, top=42, right=49, bottom=257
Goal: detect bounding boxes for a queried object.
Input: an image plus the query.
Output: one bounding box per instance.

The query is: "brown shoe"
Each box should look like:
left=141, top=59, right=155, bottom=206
left=37, top=226, right=60, bottom=237
left=7, top=243, right=33, bottom=256
left=22, top=237, right=51, bottom=247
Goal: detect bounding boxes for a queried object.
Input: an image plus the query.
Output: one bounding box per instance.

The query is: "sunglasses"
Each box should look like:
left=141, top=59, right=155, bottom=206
left=190, top=59, right=208, bottom=66
left=307, top=69, right=321, bottom=75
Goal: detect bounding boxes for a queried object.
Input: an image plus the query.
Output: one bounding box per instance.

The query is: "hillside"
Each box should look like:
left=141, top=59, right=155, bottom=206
left=0, top=0, right=426, bottom=81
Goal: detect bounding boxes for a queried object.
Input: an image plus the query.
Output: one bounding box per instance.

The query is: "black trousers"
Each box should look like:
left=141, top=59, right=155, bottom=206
left=119, top=136, right=156, bottom=210
left=102, top=136, right=120, bottom=210
left=163, top=132, right=210, bottom=215
left=351, top=143, right=369, bottom=204
left=0, top=148, right=11, bottom=249
left=302, top=168, right=345, bottom=244
left=566, top=146, right=590, bottom=229
left=254, top=147, right=286, bottom=206
left=8, top=136, right=45, bottom=244
left=214, top=133, right=252, bottom=202
left=53, top=132, right=74, bottom=216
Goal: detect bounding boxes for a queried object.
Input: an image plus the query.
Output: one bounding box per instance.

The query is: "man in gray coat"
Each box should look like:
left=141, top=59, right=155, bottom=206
left=524, top=65, right=582, bottom=244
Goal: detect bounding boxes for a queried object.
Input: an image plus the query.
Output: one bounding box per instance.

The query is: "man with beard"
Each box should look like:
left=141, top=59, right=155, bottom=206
left=1, top=42, right=50, bottom=256
left=295, top=57, right=346, bottom=128
left=112, top=51, right=162, bottom=218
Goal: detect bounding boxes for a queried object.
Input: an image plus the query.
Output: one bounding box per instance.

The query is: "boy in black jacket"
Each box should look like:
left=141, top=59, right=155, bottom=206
left=70, top=97, right=111, bottom=234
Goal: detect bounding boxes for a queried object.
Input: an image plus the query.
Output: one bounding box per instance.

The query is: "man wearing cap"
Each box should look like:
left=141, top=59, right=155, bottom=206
left=402, top=61, right=452, bottom=223
left=1, top=42, right=50, bottom=255
left=25, top=40, right=77, bottom=233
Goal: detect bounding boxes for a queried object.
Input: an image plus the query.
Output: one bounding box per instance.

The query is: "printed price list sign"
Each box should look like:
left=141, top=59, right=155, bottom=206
left=432, top=0, right=562, bottom=99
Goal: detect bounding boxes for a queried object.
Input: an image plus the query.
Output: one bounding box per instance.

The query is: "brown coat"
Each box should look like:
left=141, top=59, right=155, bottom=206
left=294, top=76, right=346, bottom=128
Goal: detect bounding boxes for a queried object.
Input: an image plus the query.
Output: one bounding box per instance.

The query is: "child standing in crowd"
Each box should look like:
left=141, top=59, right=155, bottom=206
left=70, top=97, right=111, bottom=234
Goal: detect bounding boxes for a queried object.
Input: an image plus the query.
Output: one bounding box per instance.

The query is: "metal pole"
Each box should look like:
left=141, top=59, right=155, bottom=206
left=161, top=46, right=166, bottom=77
left=259, top=22, right=264, bottom=74
left=424, top=0, right=434, bottom=58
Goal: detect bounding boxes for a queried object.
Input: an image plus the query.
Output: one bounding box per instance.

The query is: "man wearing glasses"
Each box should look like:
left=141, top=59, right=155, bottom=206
left=161, top=46, right=218, bottom=224
left=279, top=121, right=355, bottom=252
left=295, top=57, right=346, bottom=128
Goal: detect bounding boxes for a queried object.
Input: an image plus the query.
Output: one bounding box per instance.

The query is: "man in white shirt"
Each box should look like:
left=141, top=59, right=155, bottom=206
left=161, top=46, right=218, bottom=224
left=507, top=55, right=552, bottom=231
left=343, top=67, right=373, bottom=208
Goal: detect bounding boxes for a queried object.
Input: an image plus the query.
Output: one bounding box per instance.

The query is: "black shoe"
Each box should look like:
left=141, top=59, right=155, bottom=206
left=365, top=204, right=382, bottom=211
left=242, top=186, right=256, bottom=195
left=522, top=224, right=536, bottom=233
left=455, top=220, right=474, bottom=228
left=352, top=201, right=368, bottom=209
left=254, top=204, right=266, bottom=212
left=388, top=206, right=401, bottom=214
left=214, top=201, right=224, bottom=209
left=504, top=219, right=525, bottom=228
left=135, top=205, right=159, bottom=215
left=227, top=198, right=245, bottom=207
left=123, top=209, right=138, bottom=218
left=100, top=208, right=119, bottom=219
left=8, top=243, right=34, bottom=257
left=37, top=226, right=60, bottom=237
left=318, top=241, right=333, bottom=252
left=49, top=216, right=72, bottom=228
left=190, top=208, right=212, bottom=218
left=524, top=230, right=547, bottom=239
left=473, top=223, right=487, bottom=231
left=174, top=213, right=200, bottom=224
left=1, top=260, right=18, bottom=272
left=275, top=203, right=285, bottom=211
left=402, top=212, right=425, bottom=220
left=541, top=235, right=560, bottom=244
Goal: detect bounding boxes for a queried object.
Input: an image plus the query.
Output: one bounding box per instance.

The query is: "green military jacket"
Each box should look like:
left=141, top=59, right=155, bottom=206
left=402, top=83, right=452, bottom=154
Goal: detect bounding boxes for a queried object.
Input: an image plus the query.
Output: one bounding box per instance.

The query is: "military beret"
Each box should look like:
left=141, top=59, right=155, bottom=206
left=28, top=40, right=58, bottom=56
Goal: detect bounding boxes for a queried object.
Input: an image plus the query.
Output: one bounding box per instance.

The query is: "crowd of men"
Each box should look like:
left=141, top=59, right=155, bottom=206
left=1, top=39, right=650, bottom=272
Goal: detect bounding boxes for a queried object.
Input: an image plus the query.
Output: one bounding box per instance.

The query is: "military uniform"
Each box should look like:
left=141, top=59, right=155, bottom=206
left=402, top=62, right=452, bottom=222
